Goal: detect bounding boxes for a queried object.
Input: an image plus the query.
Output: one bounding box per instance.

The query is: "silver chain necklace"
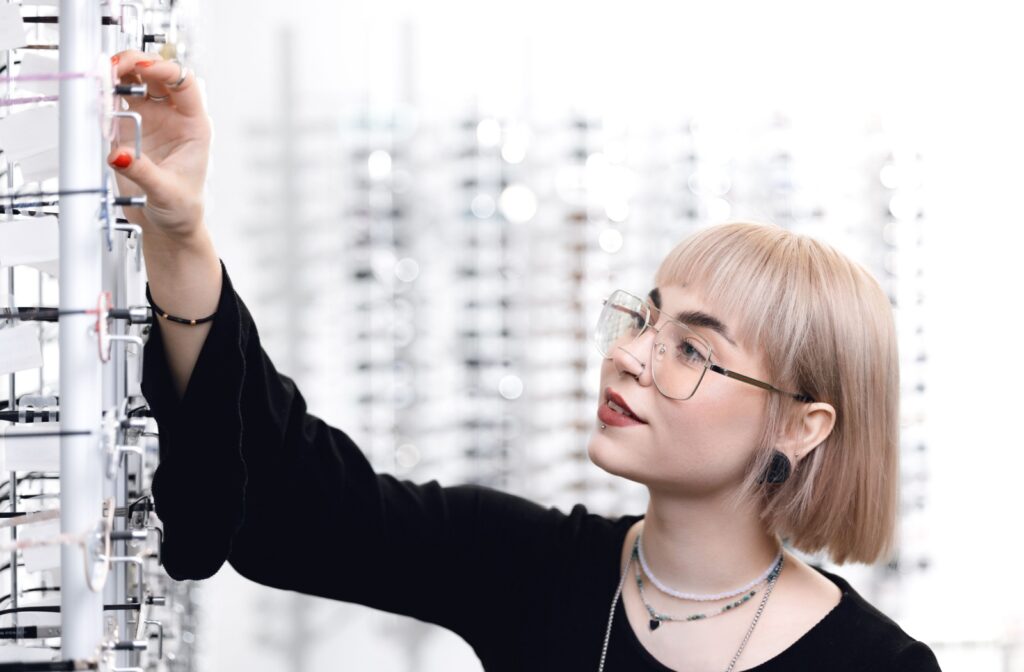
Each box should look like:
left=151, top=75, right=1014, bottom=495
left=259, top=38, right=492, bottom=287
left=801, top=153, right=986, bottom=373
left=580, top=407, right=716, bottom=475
left=598, top=536, right=784, bottom=672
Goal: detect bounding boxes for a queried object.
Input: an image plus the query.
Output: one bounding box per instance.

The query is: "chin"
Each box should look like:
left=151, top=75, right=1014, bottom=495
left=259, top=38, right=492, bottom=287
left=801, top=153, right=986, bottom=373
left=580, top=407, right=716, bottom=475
left=586, top=433, right=651, bottom=486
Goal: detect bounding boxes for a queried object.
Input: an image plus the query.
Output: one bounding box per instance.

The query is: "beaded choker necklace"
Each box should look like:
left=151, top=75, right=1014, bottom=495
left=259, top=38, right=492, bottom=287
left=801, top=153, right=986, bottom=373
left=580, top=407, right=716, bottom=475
left=637, top=529, right=784, bottom=602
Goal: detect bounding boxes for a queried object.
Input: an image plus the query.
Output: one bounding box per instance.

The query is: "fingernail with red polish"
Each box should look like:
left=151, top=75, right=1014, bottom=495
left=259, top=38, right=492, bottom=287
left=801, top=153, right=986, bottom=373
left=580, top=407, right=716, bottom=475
left=111, top=55, right=120, bottom=65
left=111, top=152, right=132, bottom=169
left=136, top=60, right=155, bottom=68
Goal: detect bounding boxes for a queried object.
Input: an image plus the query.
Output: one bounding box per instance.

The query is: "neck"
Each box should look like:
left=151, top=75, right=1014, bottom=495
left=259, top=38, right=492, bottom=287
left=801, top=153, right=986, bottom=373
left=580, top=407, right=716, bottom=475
left=639, top=487, right=782, bottom=596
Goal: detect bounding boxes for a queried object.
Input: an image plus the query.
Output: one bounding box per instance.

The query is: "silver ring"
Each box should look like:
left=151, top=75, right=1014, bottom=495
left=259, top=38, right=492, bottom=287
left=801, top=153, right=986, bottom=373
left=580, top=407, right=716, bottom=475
left=146, top=93, right=169, bottom=103
left=168, top=59, right=188, bottom=90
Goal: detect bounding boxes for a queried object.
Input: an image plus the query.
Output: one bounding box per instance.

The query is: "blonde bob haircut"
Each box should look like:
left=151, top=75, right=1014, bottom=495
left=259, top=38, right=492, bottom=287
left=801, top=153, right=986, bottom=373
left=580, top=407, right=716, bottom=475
left=654, top=222, right=899, bottom=566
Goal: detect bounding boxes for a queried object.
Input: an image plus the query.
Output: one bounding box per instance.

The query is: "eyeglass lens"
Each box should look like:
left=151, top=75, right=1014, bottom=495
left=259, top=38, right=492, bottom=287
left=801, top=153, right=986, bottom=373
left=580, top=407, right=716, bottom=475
left=595, top=291, right=711, bottom=400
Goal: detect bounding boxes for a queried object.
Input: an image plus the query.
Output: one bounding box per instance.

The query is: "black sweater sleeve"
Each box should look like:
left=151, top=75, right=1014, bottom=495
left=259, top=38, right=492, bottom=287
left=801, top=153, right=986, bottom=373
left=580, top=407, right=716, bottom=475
left=140, top=260, right=598, bottom=663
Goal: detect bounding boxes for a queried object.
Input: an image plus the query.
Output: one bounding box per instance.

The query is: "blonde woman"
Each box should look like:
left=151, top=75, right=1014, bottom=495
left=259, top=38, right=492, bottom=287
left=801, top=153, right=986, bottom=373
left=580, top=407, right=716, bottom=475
left=112, top=50, right=942, bottom=671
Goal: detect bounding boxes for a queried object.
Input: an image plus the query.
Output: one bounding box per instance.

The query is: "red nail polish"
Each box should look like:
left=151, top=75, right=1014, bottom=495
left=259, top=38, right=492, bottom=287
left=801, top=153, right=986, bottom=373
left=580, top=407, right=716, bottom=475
left=136, top=60, right=155, bottom=68
left=111, top=152, right=132, bottom=169
left=111, top=55, right=120, bottom=65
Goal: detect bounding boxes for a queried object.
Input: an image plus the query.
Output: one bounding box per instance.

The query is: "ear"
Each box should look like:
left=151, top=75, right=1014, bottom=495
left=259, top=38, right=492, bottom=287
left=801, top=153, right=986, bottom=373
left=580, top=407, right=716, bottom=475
left=776, top=402, right=836, bottom=463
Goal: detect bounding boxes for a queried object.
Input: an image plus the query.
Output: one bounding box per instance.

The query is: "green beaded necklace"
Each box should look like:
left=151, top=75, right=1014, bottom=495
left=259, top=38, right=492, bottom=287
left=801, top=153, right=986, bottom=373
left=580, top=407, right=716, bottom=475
left=632, top=539, right=784, bottom=631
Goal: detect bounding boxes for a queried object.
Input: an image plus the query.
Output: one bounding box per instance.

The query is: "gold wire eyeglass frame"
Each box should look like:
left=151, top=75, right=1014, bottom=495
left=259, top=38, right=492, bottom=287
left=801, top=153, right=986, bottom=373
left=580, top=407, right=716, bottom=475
left=596, top=290, right=814, bottom=403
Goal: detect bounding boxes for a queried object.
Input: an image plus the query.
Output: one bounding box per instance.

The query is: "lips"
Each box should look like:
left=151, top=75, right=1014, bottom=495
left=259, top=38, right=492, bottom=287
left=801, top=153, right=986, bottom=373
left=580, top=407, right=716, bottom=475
left=604, top=387, right=646, bottom=423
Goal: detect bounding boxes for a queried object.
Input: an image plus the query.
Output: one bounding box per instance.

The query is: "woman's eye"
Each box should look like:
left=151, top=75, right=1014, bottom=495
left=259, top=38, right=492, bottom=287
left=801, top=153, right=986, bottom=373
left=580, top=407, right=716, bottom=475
left=678, top=339, right=707, bottom=362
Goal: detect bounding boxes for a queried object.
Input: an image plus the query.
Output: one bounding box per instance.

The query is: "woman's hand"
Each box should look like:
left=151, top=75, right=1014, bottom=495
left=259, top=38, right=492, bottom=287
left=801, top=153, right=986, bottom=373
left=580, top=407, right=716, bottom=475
left=107, top=50, right=211, bottom=243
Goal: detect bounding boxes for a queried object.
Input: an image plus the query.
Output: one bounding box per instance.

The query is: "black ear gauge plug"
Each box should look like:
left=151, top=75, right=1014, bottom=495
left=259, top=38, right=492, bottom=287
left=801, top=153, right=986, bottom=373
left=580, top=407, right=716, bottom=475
left=758, top=450, right=792, bottom=484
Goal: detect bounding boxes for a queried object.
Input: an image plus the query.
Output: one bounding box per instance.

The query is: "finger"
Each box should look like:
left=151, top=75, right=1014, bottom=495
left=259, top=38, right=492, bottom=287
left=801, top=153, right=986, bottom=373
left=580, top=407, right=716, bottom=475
left=111, top=51, right=185, bottom=109
left=132, top=58, right=203, bottom=117
left=106, top=146, right=176, bottom=206
left=111, top=50, right=154, bottom=82
left=111, top=51, right=152, bottom=109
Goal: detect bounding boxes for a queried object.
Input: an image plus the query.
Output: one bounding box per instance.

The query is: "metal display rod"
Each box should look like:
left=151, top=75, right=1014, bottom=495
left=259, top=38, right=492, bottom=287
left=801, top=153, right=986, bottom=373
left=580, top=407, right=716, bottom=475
left=58, top=0, right=105, bottom=659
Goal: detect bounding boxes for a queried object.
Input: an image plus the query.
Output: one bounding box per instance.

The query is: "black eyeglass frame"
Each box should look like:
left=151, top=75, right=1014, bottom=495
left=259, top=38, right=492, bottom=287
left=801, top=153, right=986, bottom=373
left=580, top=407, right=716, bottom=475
left=597, top=290, right=814, bottom=403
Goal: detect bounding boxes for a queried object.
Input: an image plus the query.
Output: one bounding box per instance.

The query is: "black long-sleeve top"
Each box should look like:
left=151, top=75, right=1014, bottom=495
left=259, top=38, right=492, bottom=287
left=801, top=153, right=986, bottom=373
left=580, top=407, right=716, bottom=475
left=140, top=260, right=943, bottom=671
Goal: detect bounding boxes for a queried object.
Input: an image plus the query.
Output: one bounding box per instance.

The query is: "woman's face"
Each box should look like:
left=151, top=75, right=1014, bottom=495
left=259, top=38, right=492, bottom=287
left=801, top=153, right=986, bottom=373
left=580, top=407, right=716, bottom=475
left=586, top=283, right=772, bottom=496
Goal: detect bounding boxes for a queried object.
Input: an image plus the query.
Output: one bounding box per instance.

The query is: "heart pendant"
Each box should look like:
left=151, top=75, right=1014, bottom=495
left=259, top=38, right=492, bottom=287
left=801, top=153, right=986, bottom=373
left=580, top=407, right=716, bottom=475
left=649, top=619, right=660, bottom=631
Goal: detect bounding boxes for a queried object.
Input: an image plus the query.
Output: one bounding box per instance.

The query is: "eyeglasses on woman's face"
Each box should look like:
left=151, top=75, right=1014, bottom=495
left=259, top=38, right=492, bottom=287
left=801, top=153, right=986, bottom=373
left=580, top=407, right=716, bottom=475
left=594, top=289, right=813, bottom=403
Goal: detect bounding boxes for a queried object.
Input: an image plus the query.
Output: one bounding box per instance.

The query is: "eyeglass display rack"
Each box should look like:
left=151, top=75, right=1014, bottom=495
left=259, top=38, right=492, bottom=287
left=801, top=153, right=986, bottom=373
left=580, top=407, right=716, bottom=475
left=0, top=1, right=198, bottom=670
left=873, top=136, right=932, bottom=619
left=235, top=25, right=434, bottom=665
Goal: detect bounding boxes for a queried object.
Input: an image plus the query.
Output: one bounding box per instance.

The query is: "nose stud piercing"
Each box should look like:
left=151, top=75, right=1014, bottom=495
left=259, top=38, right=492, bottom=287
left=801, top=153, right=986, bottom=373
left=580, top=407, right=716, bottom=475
left=616, top=346, right=647, bottom=371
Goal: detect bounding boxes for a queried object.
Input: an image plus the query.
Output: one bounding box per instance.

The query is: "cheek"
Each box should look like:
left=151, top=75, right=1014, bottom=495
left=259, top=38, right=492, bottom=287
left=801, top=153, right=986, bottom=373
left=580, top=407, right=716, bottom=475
left=592, top=361, right=767, bottom=485
left=651, top=389, right=766, bottom=472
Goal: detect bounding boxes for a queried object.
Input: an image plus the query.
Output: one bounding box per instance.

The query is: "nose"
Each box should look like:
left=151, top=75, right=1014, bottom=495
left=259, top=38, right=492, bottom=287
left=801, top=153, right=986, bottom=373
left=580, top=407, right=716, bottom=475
left=610, top=330, right=654, bottom=384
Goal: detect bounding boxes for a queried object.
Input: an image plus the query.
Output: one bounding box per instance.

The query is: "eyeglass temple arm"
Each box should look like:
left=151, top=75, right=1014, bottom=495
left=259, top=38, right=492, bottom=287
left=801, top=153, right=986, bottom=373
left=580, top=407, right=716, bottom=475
left=708, top=363, right=814, bottom=403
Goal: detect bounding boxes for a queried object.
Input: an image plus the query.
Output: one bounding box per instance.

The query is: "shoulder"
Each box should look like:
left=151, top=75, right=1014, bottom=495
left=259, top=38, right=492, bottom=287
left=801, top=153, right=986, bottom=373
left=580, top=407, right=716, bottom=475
left=810, top=566, right=942, bottom=671
left=436, top=485, right=641, bottom=578
left=538, top=501, right=641, bottom=576
left=890, top=640, right=943, bottom=671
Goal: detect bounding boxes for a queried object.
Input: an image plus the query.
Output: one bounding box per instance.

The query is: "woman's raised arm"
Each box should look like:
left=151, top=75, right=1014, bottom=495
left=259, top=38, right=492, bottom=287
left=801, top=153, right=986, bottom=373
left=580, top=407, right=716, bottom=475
left=109, top=49, right=221, bottom=401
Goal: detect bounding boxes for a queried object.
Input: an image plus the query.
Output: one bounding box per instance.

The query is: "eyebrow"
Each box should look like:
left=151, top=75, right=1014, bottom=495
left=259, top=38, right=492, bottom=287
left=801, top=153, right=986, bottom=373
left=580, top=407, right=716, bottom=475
left=647, top=288, right=737, bottom=347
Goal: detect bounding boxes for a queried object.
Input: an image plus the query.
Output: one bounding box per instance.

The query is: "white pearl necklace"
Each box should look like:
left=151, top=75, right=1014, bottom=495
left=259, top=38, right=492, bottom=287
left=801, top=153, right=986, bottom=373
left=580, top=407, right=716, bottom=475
left=637, top=529, right=784, bottom=602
